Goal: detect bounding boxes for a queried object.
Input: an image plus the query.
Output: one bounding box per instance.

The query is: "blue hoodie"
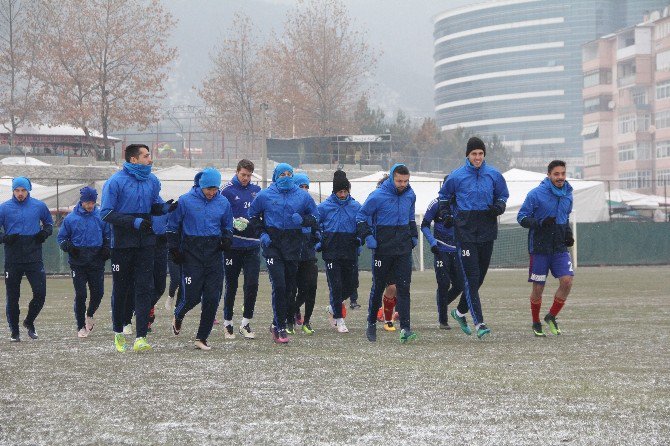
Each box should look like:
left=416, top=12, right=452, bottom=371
left=318, top=193, right=361, bottom=260
left=221, top=174, right=261, bottom=250
left=355, top=164, right=417, bottom=256
left=421, top=198, right=456, bottom=253
left=57, top=203, right=111, bottom=266
left=0, top=194, right=54, bottom=264
left=438, top=158, right=509, bottom=243
left=517, top=177, right=574, bottom=254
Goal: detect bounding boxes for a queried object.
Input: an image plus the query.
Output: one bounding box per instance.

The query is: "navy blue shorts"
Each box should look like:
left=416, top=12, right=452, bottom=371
left=528, top=252, right=574, bottom=283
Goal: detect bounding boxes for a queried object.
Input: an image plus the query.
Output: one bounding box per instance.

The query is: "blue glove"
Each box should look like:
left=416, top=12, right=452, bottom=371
left=315, top=242, right=322, bottom=252
left=365, top=235, right=377, bottom=249
left=291, top=213, right=303, bottom=225
left=260, top=233, right=271, bottom=248
left=412, top=237, right=418, bottom=248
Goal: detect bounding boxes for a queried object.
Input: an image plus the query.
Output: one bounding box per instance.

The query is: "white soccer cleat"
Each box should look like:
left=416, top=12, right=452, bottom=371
left=123, top=324, right=133, bottom=335
left=336, top=318, right=349, bottom=333
left=85, top=315, right=95, bottom=332
left=194, top=339, right=212, bottom=351
left=77, top=327, right=89, bottom=338
left=239, top=323, right=255, bottom=339
left=224, top=324, right=236, bottom=339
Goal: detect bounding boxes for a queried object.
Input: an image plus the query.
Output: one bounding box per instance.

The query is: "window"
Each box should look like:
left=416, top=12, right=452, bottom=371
left=656, top=21, right=670, bottom=40
left=638, top=114, right=651, bottom=132
left=584, top=97, right=600, bottom=113
left=584, top=151, right=600, bottom=166
left=584, top=71, right=600, bottom=88
left=618, top=143, right=636, bottom=161
left=657, top=50, right=670, bottom=72
left=633, top=89, right=648, bottom=105
left=619, top=170, right=651, bottom=189
left=656, top=140, right=670, bottom=158
left=637, top=142, right=651, bottom=160
left=618, top=114, right=636, bottom=134
left=657, top=110, right=670, bottom=129
left=656, top=80, right=670, bottom=100
left=658, top=169, right=670, bottom=186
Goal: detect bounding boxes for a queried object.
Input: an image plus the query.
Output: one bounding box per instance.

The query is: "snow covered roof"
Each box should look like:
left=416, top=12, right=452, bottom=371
left=1, top=123, right=121, bottom=141
left=0, top=156, right=50, bottom=166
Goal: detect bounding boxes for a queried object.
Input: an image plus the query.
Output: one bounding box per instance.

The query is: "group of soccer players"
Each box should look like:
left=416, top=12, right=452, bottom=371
left=0, top=137, right=575, bottom=349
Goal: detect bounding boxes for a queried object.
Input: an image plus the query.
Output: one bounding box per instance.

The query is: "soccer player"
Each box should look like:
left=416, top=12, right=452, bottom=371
left=248, top=163, right=318, bottom=344
left=57, top=187, right=110, bottom=338
left=421, top=191, right=465, bottom=331
left=101, top=143, right=176, bottom=352
left=220, top=159, right=262, bottom=340
left=288, top=173, right=320, bottom=335
left=0, top=177, right=53, bottom=342
left=517, top=160, right=574, bottom=337
left=168, top=168, right=233, bottom=351
left=438, top=137, right=509, bottom=339
left=317, top=170, right=360, bottom=334
left=357, top=163, right=418, bottom=343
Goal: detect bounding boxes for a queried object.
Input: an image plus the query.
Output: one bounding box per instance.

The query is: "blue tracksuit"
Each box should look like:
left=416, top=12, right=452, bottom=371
left=101, top=164, right=166, bottom=337
left=57, top=203, right=110, bottom=330
left=0, top=194, right=54, bottom=334
left=438, top=158, right=509, bottom=326
left=220, top=175, right=261, bottom=322
left=248, top=179, right=318, bottom=330
left=288, top=223, right=320, bottom=325
left=421, top=199, right=465, bottom=325
left=356, top=164, right=417, bottom=331
left=319, top=193, right=361, bottom=319
left=517, top=178, right=574, bottom=255
left=168, top=185, right=233, bottom=341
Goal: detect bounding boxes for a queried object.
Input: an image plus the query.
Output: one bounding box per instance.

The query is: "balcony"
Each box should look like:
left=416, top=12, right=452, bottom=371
left=618, top=76, right=635, bottom=87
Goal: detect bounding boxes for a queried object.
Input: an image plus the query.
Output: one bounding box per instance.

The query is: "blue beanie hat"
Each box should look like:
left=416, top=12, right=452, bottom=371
left=12, top=176, right=32, bottom=191
left=272, top=163, right=293, bottom=182
left=80, top=186, right=98, bottom=203
left=197, top=167, right=222, bottom=189
left=293, top=173, right=310, bottom=188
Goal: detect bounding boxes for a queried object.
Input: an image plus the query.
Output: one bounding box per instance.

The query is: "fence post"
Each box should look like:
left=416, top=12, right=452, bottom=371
left=607, top=180, right=612, bottom=220
left=56, top=179, right=59, bottom=225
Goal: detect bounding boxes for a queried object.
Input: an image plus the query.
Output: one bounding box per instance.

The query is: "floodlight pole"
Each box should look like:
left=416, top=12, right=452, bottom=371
left=261, top=102, right=269, bottom=188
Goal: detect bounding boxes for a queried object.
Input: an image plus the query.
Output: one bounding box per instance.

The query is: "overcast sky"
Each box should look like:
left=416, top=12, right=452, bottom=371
left=163, top=0, right=473, bottom=120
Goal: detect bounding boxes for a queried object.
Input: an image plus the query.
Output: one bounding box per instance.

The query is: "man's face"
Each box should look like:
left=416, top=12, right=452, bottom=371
left=468, top=149, right=485, bottom=168
left=279, top=170, right=292, bottom=178
left=130, top=147, right=152, bottom=165
left=393, top=173, right=410, bottom=193
left=13, top=187, right=28, bottom=202
left=336, top=189, right=349, bottom=200
left=203, top=186, right=219, bottom=200
left=237, top=167, right=253, bottom=186
left=82, top=200, right=96, bottom=212
left=299, top=184, right=309, bottom=191
left=548, top=165, right=567, bottom=188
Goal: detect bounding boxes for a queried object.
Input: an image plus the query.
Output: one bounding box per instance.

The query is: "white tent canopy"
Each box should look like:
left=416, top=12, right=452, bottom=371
left=0, top=176, right=85, bottom=210
left=608, top=188, right=667, bottom=209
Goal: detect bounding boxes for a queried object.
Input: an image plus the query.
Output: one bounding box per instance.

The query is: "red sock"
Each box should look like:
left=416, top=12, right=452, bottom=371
left=549, top=298, right=565, bottom=317
left=531, top=300, right=541, bottom=323
left=382, top=295, right=396, bottom=321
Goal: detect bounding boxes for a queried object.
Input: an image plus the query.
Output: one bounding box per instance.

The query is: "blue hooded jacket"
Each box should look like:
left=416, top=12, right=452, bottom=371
left=221, top=174, right=261, bottom=250
left=318, top=193, right=361, bottom=260
left=0, top=193, right=54, bottom=264
left=421, top=198, right=456, bottom=253
left=517, top=177, right=574, bottom=254
left=248, top=164, right=318, bottom=260
left=57, top=203, right=111, bottom=267
left=101, top=164, right=165, bottom=248
left=438, top=158, right=509, bottom=243
left=356, top=164, right=418, bottom=256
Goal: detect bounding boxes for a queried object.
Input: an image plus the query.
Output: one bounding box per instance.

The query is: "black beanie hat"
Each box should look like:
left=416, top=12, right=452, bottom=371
left=332, top=169, right=351, bottom=193
left=466, top=136, right=486, bottom=157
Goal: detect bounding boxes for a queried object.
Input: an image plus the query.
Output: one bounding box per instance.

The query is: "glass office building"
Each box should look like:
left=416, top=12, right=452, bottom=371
left=434, top=0, right=668, bottom=167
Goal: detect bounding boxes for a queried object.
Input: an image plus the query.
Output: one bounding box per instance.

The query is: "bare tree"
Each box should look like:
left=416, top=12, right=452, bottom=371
left=0, top=0, right=42, bottom=154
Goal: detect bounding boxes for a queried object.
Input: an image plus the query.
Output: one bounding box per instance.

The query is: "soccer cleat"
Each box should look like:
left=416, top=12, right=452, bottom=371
left=383, top=321, right=396, bottom=332
left=301, top=323, right=314, bottom=335
left=164, top=296, right=173, bottom=311
left=276, top=328, right=290, bottom=344
left=476, top=323, right=491, bottom=339
left=544, top=314, right=562, bottom=335
left=286, top=322, right=295, bottom=335
left=23, top=320, right=38, bottom=340
left=85, top=315, right=95, bottom=332
left=123, top=324, right=133, bottom=335
left=270, top=325, right=280, bottom=343
left=77, top=327, right=89, bottom=338
left=439, top=322, right=451, bottom=330
left=194, top=339, right=211, bottom=351
left=239, top=323, right=255, bottom=339
left=114, top=333, right=128, bottom=352
left=533, top=322, right=546, bottom=337
left=10, top=331, right=20, bottom=342
left=172, top=316, right=182, bottom=335
left=295, top=310, right=304, bottom=326
left=133, top=337, right=152, bottom=352
left=326, top=306, right=337, bottom=328
left=366, top=323, right=377, bottom=342
left=450, top=309, right=472, bottom=335
left=399, top=329, right=418, bottom=343
left=336, top=318, right=349, bottom=333
left=224, top=324, right=236, bottom=339
left=349, top=300, right=361, bottom=309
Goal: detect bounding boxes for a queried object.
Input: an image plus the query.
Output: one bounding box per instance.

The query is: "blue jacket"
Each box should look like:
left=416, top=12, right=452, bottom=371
left=318, top=193, right=361, bottom=260
left=100, top=165, right=164, bottom=248
left=421, top=198, right=456, bottom=253
left=57, top=203, right=111, bottom=267
left=356, top=164, right=418, bottom=256
left=517, top=178, right=574, bottom=254
left=221, top=175, right=261, bottom=250
left=167, top=186, right=233, bottom=266
left=438, top=159, right=509, bottom=243
left=248, top=182, right=318, bottom=260
left=0, top=194, right=54, bottom=264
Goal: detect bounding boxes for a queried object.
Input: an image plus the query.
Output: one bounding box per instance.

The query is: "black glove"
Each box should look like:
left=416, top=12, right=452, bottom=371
left=430, top=245, right=440, bottom=255
left=99, top=247, right=110, bottom=261
left=541, top=217, right=556, bottom=228
left=437, top=209, right=450, bottom=223
left=34, top=230, right=49, bottom=243
left=443, top=215, right=454, bottom=228
left=170, top=248, right=185, bottom=265
left=166, top=199, right=178, bottom=213
left=486, top=204, right=503, bottom=219
left=156, top=234, right=168, bottom=244
left=139, top=219, right=153, bottom=234
left=219, top=237, right=232, bottom=252
left=565, top=234, right=574, bottom=247
left=70, top=247, right=81, bottom=258
left=3, top=233, right=19, bottom=245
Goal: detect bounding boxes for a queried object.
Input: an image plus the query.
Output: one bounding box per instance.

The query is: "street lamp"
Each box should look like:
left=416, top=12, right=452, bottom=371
left=282, top=98, right=295, bottom=139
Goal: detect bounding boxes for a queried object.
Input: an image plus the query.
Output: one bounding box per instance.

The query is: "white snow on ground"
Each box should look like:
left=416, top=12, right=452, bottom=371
left=0, top=156, right=51, bottom=166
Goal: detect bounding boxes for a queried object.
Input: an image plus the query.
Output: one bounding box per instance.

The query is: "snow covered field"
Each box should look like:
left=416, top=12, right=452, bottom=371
left=1, top=267, right=668, bottom=445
